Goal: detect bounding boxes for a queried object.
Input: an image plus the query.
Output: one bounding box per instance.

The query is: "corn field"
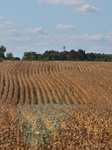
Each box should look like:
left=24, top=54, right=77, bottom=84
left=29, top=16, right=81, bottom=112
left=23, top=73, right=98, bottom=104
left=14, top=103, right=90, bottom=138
left=0, top=61, right=112, bottom=106
left=1, top=61, right=112, bottom=149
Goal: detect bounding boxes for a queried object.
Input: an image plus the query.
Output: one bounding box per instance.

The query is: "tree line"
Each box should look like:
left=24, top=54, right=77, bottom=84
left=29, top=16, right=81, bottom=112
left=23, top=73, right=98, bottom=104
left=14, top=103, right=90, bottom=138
left=0, top=45, right=20, bottom=61
left=0, top=45, right=112, bottom=62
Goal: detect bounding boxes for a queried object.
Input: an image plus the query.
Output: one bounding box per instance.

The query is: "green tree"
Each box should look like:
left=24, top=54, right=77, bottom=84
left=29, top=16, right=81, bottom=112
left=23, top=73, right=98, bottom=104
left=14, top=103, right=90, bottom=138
left=68, top=50, right=83, bottom=61
left=0, top=45, right=6, bottom=59
left=86, top=53, right=96, bottom=61
left=6, top=52, right=13, bottom=60
left=78, top=49, right=86, bottom=60
left=43, top=50, right=69, bottom=60
left=43, top=50, right=59, bottom=60
left=103, top=56, right=108, bottom=62
left=22, top=52, right=36, bottom=61
left=14, top=57, right=20, bottom=60
left=59, top=51, right=68, bottom=60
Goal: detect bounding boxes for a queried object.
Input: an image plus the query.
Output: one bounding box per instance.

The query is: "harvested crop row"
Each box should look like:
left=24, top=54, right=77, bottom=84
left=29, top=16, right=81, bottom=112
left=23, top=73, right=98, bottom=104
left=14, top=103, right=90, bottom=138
left=0, top=61, right=112, bottom=106
left=0, top=63, right=12, bottom=104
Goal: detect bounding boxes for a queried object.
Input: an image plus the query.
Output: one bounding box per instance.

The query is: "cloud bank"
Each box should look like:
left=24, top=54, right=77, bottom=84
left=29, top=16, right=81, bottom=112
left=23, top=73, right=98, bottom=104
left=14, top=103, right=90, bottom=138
left=36, top=32, right=112, bottom=53
left=71, top=4, right=102, bottom=14
left=0, top=21, right=47, bottom=42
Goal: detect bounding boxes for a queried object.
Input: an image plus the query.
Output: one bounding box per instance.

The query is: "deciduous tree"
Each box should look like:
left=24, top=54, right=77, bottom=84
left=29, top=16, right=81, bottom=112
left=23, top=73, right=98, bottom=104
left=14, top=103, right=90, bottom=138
left=0, top=45, right=6, bottom=58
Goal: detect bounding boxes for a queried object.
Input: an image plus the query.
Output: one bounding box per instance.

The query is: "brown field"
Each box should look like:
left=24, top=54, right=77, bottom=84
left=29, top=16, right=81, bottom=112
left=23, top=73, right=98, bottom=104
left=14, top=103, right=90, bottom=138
left=0, top=61, right=112, bottom=105
left=0, top=61, right=112, bottom=149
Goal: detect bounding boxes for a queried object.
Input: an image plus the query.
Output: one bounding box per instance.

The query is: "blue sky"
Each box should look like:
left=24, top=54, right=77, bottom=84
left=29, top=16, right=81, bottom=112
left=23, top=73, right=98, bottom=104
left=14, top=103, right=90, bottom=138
left=0, top=0, right=112, bottom=58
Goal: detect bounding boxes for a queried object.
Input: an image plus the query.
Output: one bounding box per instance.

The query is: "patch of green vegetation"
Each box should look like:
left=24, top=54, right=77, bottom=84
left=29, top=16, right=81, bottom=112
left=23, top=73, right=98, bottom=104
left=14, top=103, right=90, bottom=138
left=0, top=57, right=3, bottom=62
left=21, top=122, right=55, bottom=147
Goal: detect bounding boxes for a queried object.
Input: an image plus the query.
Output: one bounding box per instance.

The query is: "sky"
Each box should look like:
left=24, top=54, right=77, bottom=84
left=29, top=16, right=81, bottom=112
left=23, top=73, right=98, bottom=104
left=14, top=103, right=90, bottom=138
left=0, top=0, right=112, bottom=58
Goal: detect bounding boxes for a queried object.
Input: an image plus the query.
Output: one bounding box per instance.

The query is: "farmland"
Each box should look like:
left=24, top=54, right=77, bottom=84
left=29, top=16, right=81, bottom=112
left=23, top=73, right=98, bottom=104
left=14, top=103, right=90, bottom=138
left=0, top=61, right=112, bottom=105
left=0, top=61, right=112, bottom=149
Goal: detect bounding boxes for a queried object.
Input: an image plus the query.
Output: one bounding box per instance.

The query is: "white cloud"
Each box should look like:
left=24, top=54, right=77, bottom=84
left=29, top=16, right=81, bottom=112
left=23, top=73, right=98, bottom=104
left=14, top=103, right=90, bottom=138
left=16, top=46, right=32, bottom=51
left=105, top=35, right=112, bottom=42
left=108, top=30, right=112, bottom=35
left=38, top=0, right=86, bottom=5
left=0, top=21, right=47, bottom=43
left=37, top=33, right=101, bottom=42
left=4, top=37, right=31, bottom=42
left=89, top=33, right=103, bottom=40
left=0, top=21, right=46, bottom=35
left=27, top=27, right=47, bottom=34
left=37, top=35, right=50, bottom=39
left=0, top=22, right=25, bottom=31
left=71, top=4, right=102, bottom=14
left=56, top=24, right=76, bottom=30
left=35, top=42, right=48, bottom=45
left=0, top=16, right=3, bottom=20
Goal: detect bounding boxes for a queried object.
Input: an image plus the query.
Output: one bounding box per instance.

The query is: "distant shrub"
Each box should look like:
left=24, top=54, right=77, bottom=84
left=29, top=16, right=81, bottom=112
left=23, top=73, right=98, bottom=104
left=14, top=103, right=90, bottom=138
left=108, top=58, right=112, bottom=62
left=0, top=57, right=3, bottom=62
left=42, top=58, right=45, bottom=62
left=46, top=57, right=49, bottom=61
left=38, top=57, right=41, bottom=61
left=10, top=58, right=15, bottom=61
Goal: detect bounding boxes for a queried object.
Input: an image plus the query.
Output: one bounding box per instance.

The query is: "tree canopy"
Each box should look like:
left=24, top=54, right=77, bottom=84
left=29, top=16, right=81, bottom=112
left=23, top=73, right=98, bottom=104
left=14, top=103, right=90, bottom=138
left=0, top=45, right=6, bottom=58
left=6, top=52, right=13, bottom=60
